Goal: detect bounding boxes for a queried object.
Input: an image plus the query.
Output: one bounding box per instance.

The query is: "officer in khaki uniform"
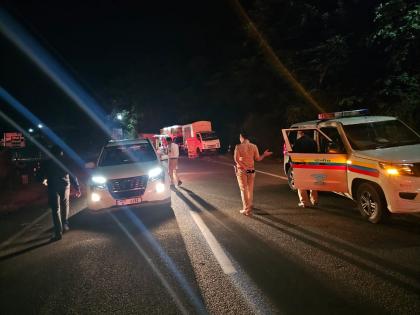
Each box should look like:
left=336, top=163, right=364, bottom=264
left=234, top=132, right=272, bottom=216
left=167, top=137, right=182, bottom=187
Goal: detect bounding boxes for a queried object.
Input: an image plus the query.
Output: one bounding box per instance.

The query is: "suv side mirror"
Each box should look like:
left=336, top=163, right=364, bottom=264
left=85, top=161, right=96, bottom=169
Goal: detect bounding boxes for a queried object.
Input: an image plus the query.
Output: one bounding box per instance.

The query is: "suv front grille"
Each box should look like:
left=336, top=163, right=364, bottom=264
left=107, top=176, right=148, bottom=199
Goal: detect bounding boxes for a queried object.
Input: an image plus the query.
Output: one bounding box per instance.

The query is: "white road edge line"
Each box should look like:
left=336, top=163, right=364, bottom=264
left=189, top=210, right=237, bottom=275
left=255, top=169, right=287, bottom=180
left=205, top=159, right=288, bottom=181
left=0, top=210, right=50, bottom=248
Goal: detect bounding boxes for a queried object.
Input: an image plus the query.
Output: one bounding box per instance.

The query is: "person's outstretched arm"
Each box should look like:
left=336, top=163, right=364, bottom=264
left=255, top=146, right=273, bottom=162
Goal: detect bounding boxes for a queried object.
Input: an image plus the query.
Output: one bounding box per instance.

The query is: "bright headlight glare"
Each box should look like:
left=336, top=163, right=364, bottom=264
left=92, top=176, right=107, bottom=184
left=386, top=168, right=399, bottom=175
left=91, top=192, right=101, bottom=202
left=156, top=183, right=165, bottom=193
left=379, top=162, right=414, bottom=176
left=148, top=167, right=163, bottom=178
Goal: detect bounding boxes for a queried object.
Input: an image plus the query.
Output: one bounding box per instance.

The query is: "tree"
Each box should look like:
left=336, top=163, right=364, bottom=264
left=239, top=0, right=420, bottom=130
left=108, top=108, right=138, bottom=139
left=369, top=0, right=420, bottom=127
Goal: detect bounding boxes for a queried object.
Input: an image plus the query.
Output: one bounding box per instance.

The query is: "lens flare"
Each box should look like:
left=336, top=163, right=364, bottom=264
left=0, top=9, right=111, bottom=136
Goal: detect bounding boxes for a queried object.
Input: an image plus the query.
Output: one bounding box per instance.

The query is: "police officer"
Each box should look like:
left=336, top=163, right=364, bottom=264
left=234, top=132, right=272, bottom=216
left=42, top=146, right=81, bottom=241
left=166, top=137, right=182, bottom=187
left=293, top=130, right=318, bottom=207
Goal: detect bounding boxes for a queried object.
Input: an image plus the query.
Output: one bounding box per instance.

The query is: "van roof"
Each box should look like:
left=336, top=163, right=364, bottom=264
left=291, top=115, right=396, bottom=128
left=106, top=139, right=150, bottom=147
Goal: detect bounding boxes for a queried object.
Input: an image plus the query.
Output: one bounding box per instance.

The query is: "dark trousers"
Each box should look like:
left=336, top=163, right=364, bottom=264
left=48, top=185, right=70, bottom=236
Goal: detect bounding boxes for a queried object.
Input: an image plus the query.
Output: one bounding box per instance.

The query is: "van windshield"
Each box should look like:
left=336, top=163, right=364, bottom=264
left=98, top=143, right=157, bottom=166
left=200, top=131, right=218, bottom=141
left=343, top=120, right=420, bottom=150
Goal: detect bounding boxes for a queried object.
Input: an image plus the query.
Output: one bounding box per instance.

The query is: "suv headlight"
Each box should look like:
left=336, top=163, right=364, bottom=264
left=148, top=167, right=163, bottom=181
left=379, top=162, right=414, bottom=176
left=91, top=175, right=107, bottom=189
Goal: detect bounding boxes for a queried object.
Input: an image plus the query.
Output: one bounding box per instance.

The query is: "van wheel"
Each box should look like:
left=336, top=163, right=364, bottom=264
left=287, top=166, right=296, bottom=191
left=356, top=182, right=387, bottom=223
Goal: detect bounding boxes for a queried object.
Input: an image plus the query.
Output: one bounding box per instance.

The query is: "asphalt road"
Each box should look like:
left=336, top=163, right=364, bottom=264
left=1, top=155, right=420, bottom=314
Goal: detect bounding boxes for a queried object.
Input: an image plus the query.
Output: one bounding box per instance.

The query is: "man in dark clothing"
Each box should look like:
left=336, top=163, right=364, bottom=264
left=293, top=130, right=318, bottom=208
left=293, top=130, right=317, bottom=153
left=43, top=146, right=81, bottom=241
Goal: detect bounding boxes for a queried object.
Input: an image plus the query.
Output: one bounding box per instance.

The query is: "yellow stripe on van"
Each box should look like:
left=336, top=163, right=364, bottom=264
left=291, top=154, right=347, bottom=164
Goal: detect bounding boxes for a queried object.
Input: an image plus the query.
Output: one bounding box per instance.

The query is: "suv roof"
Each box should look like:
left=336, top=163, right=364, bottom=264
left=291, top=115, right=396, bottom=128
left=106, top=139, right=150, bottom=147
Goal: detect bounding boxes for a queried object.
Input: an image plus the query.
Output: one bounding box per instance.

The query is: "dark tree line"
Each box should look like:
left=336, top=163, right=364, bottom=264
left=101, top=0, right=419, bottom=155
left=240, top=0, right=419, bottom=127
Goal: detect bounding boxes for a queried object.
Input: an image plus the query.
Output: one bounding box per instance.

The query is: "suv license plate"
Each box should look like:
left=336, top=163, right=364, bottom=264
left=116, top=197, right=141, bottom=206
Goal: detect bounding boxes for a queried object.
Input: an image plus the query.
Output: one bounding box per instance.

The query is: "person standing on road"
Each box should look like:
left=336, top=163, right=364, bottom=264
left=234, top=132, right=272, bottom=216
left=293, top=130, right=318, bottom=208
left=42, top=146, right=81, bottom=241
left=167, top=137, right=182, bottom=187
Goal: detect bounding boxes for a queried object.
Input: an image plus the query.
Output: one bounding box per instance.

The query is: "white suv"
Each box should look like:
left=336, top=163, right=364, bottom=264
left=87, top=139, right=171, bottom=210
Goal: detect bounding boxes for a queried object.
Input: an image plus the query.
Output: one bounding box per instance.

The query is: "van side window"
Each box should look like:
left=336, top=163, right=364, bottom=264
left=320, top=127, right=346, bottom=153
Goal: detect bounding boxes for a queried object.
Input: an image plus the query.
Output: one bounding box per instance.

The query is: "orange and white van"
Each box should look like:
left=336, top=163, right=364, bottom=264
left=182, top=121, right=220, bottom=156
left=282, top=109, right=420, bottom=223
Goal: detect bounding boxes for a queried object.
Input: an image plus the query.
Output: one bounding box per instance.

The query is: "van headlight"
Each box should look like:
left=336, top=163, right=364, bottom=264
left=91, top=175, right=107, bottom=189
left=379, top=163, right=415, bottom=176
left=148, top=167, right=163, bottom=181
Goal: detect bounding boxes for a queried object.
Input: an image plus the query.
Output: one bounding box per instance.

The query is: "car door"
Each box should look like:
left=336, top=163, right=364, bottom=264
left=282, top=128, right=349, bottom=192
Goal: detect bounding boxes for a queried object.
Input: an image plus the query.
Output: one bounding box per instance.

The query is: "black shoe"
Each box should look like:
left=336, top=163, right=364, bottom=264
left=177, top=180, right=182, bottom=186
left=50, top=234, right=62, bottom=242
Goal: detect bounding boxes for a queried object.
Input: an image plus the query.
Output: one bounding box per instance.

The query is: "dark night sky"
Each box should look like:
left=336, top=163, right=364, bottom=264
left=1, top=0, right=246, bottom=147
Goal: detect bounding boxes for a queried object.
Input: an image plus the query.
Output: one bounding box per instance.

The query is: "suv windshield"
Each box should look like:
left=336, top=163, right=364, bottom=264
left=343, top=120, right=420, bottom=150
left=200, top=131, right=218, bottom=141
left=98, top=143, right=156, bottom=166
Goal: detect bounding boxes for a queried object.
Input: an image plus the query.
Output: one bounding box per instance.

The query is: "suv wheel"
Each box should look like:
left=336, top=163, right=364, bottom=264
left=287, top=166, right=296, bottom=191
left=356, top=182, right=387, bottom=223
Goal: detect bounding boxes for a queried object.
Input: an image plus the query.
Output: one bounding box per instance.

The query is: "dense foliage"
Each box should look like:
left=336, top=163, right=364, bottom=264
left=236, top=0, right=420, bottom=139
left=103, top=0, right=419, bottom=154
